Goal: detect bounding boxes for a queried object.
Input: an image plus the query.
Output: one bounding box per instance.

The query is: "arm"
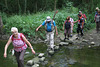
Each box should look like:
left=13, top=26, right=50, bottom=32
left=22, top=36, right=35, bottom=54
left=4, top=38, right=12, bottom=58
left=63, top=22, right=65, bottom=30
left=36, top=25, right=42, bottom=31
left=73, top=20, right=78, bottom=23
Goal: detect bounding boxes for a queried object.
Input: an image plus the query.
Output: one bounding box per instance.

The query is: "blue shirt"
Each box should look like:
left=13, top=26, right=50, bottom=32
left=42, top=21, right=56, bottom=32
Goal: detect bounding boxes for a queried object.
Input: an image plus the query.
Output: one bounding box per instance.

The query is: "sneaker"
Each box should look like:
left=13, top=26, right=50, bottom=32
left=70, top=34, right=73, bottom=37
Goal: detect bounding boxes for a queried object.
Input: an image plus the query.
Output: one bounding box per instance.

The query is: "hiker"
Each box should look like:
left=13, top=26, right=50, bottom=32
left=69, top=16, right=74, bottom=37
left=94, top=7, right=99, bottom=21
left=4, top=27, right=35, bottom=67
left=95, top=7, right=99, bottom=16
left=79, top=11, right=87, bottom=24
left=36, top=16, right=58, bottom=49
left=63, top=16, right=72, bottom=40
left=74, top=14, right=84, bottom=37
left=95, top=9, right=100, bottom=33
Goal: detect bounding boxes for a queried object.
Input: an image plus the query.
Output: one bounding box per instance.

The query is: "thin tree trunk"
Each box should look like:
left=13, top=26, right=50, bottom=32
left=54, top=0, right=56, bottom=11
left=0, top=16, right=3, bottom=34
left=5, top=0, right=8, bottom=9
left=18, top=0, right=21, bottom=14
left=24, top=0, right=27, bottom=13
left=35, top=0, right=37, bottom=13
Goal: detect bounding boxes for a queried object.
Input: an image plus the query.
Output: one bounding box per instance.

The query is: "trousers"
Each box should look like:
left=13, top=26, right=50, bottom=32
left=14, top=50, right=26, bottom=67
left=46, top=31, right=54, bottom=48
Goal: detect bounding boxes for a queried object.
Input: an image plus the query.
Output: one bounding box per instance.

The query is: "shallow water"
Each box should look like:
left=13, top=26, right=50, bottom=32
left=0, top=40, right=100, bottom=67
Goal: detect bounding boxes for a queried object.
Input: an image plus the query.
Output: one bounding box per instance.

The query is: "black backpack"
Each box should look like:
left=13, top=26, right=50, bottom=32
left=65, top=21, right=71, bottom=29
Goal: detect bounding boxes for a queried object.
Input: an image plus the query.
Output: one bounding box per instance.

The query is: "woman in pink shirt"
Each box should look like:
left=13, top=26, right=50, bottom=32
left=4, top=27, right=35, bottom=67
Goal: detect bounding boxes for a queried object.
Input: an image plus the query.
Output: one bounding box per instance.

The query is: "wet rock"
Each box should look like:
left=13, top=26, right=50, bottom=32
left=70, top=34, right=77, bottom=41
left=89, top=37, right=93, bottom=40
left=68, top=59, right=77, bottom=65
left=91, top=42, right=95, bottom=45
left=68, top=40, right=73, bottom=44
left=41, top=61, right=48, bottom=65
left=59, top=42, right=69, bottom=46
left=88, top=45, right=91, bottom=48
left=25, top=52, right=30, bottom=55
left=27, top=59, right=34, bottom=66
left=39, top=57, right=45, bottom=62
left=32, top=64, right=39, bottom=67
left=27, top=57, right=40, bottom=66
left=54, top=46, right=59, bottom=50
left=38, top=53, right=44, bottom=58
left=48, top=50, right=54, bottom=55
left=82, top=39, right=89, bottom=43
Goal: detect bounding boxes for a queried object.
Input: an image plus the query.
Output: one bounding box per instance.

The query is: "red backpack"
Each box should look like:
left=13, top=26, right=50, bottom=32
left=12, top=33, right=25, bottom=42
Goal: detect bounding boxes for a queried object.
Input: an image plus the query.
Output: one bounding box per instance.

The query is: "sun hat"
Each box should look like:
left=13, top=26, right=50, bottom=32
left=46, top=16, right=51, bottom=22
left=79, top=11, right=82, bottom=13
left=96, top=7, right=99, bottom=10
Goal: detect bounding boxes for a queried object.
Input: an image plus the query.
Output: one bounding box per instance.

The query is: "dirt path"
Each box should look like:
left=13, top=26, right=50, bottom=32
left=56, top=28, right=100, bottom=46
left=83, top=28, right=100, bottom=45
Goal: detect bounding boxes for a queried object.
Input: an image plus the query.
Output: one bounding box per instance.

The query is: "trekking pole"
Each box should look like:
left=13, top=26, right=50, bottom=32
left=52, top=10, right=58, bottom=21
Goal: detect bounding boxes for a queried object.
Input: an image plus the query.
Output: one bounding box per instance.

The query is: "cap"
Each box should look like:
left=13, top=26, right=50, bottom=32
left=46, top=16, right=51, bottom=22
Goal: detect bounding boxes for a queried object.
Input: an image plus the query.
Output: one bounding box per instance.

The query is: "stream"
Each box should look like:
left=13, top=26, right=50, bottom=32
left=0, top=40, right=100, bottom=67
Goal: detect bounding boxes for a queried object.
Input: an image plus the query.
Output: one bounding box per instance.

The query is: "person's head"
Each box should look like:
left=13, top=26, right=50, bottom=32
left=66, top=16, right=70, bottom=22
left=11, top=27, right=18, bottom=36
left=67, top=16, right=70, bottom=19
left=96, top=7, right=99, bottom=11
left=79, top=11, right=82, bottom=15
left=46, top=16, right=51, bottom=23
left=98, top=9, right=100, bottom=14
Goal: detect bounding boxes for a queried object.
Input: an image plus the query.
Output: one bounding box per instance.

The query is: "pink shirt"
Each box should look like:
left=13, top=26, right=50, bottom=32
left=10, top=33, right=27, bottom=52
left=70, top=18, right=74, bottom=23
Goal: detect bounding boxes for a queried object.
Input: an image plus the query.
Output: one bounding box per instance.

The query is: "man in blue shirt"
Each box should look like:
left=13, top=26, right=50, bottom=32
left=36, top=16, right=58, bottom=50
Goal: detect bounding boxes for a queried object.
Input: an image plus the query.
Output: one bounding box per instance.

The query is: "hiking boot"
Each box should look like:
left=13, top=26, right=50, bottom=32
left=64, top=38, right=66, bottom=41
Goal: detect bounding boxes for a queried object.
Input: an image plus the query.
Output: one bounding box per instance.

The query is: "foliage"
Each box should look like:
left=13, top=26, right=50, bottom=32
left=0, top=0, right=98, bottom=39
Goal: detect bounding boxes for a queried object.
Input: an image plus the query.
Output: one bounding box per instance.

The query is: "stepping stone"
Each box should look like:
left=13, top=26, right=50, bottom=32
left=39, top=57, right=45, bottom=62
left=59, top=42, right=69, bottom=46
left=48, top=50, right=54, bottom=55
left=27, top=57, right=40, bottom=66
left=54, top=46, right=59, bottom=50
left=38, top=53, right=44, bottom=58
left=91, top=42, right=95, bottom=45
left=32, top=64, right=39, bottom=67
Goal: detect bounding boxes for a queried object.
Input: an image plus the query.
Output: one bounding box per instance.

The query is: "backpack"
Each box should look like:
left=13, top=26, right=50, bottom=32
left=95, top=15, right=100, bottom=22
left=12, top=33, right=25, bottom=42
left=45, top=20, right=54, bottom=32
left=65, top=21, right=71, bottom=29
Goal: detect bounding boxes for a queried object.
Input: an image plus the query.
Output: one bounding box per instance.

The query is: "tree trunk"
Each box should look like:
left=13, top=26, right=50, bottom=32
left=5, top=0, right=8, bottom=9
left=24, top=0, right=27, bottom=13
left=35, top=0, right=37, bottom=13
left=54, top=0, right=56, bottom=11
left=0, top=16, right=3, bottom=34
left=18, top=0, right=21, bottom=14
